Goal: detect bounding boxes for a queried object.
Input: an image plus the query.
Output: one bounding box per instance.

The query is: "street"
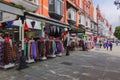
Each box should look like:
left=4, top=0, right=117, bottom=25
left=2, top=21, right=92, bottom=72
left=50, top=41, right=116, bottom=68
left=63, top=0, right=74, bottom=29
left=0, top=44, right=120, bottom=80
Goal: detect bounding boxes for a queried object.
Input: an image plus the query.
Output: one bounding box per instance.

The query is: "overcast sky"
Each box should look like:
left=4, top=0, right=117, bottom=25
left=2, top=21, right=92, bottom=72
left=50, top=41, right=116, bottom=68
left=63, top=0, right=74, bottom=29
left=93, top=0, right=120, bottom=31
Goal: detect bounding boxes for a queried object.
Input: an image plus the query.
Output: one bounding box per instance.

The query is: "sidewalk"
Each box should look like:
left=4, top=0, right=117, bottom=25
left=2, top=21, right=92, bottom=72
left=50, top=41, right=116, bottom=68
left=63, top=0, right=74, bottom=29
left=91, top=43, right=120, bottom=57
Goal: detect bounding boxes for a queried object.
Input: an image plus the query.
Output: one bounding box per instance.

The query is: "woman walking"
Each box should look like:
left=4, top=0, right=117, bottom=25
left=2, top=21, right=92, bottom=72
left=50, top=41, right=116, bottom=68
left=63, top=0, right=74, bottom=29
left=105, top=41, right=109, bottom=51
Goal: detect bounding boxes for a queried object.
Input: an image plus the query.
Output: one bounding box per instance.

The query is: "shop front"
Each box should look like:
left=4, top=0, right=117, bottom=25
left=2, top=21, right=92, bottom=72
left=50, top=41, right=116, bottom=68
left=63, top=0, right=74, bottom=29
left=69, top=25, right=85, bottom=51
left=85, top=31, right=94, bottom=50
left=0, top=1, right=24, bottom=69
left=18, top=12, right=70, bottom=62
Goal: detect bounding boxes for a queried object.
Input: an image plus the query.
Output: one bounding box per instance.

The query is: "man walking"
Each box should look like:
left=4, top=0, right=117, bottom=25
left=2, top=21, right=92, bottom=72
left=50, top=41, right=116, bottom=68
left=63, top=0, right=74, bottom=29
left=109, top=41, right=113, bottom=51
left=64, top=31, right=71, bottom=56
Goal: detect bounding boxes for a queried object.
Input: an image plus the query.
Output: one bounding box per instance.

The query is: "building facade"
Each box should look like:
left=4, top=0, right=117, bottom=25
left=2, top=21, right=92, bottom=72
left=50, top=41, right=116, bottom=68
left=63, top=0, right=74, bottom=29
left=4, top=0, right=112, bottom=44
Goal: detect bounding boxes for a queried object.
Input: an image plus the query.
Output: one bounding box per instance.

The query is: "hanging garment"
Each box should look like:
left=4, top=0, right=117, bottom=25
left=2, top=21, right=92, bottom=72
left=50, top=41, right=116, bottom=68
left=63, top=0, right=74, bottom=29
left=3, top=41, right=13, bottom=65
left=36, top=40, right=41, bottom=59
left=0, top=42, right=3, bottom=65
left=39, top=40, right=46, bottom=57
left=14, top=42, right=19, bottom=62
left=56, top=41, right=62, bottom=54
left=30, top=41, right=37, bottom=59
left=28, top=41, right=30, bottom=59
left=36, top=40, right=40, bottom=59
left=45, top=40, right=51, bottom=56
left=24, top=42, right=27, bottom=57
left=49, top=41, right=53, bottom=55
left=52, top=40, right=57, bottom=54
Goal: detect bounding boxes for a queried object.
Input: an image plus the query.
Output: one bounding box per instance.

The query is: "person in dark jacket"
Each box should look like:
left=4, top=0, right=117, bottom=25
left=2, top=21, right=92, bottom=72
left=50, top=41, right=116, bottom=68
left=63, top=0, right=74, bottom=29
left=109, top=41, right=113, bottom=51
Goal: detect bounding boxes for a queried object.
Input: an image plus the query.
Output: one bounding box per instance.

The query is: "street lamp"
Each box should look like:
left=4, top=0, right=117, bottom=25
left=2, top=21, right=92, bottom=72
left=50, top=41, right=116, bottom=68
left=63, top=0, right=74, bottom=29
left=114, top=0, right=120, bottom=9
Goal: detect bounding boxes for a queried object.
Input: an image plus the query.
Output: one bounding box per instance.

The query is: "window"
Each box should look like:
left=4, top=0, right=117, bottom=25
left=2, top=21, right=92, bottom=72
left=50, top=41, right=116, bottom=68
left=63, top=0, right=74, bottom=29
left=85, top=5, right=89, bottom=14
left=79, top=0, right=82, bottom=8
left=84, top=2, right=89, bottom=14
left=55, top=0, right=62, bottom=15
left=68, top=8, right=76, bottom=21
left=49, top=0, right=55, bottom=12
left=79, top=15, right=81, bottom=23
left=86, top=21, right=88, bottom=26
left=49, top=0, right=62, bottom=15
left=79, top=14, right=85, bottom=25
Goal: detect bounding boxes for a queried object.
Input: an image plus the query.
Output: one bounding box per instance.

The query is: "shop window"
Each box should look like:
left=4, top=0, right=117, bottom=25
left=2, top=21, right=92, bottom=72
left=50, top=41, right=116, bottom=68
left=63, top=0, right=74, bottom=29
left=68, top=8, right=76, bottom=21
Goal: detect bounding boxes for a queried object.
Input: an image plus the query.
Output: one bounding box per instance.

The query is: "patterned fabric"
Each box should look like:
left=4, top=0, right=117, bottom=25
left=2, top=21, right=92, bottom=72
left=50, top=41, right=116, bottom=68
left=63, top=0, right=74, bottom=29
left=0, top=42, right=3, bottom=65
left=37, top=40, right=46, bottom=57
left=45, top=40, right=51, bottom=56
left=3, top=41, right=12, bottom=64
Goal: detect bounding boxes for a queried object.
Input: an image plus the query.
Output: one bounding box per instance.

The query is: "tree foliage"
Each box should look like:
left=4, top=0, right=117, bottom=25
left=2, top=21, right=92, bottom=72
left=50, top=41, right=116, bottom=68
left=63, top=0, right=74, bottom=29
left=114, top=26, right=120, bottom=40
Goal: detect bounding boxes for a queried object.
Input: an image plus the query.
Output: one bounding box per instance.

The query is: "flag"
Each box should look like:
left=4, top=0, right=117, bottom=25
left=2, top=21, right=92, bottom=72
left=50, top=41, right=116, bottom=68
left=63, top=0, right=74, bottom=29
left=24, top=22, right=29, bottom=31
left=31, top=21, right=35, bottom=29
left=7, top=21, right=13, bottom=27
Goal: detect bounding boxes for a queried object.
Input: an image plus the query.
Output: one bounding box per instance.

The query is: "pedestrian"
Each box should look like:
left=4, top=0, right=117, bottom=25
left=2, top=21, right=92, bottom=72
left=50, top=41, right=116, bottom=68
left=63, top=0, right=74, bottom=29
left=99, top=41, right=102, bottom=48
left=105, top=41, right=109, bottom=51
left=64, top=31, right=71, bottom=56
left=109, top=41, right=113, bottom=51
left=116, top=41, right=118, bottom=46
left=103, top=41, right=106, bottom=49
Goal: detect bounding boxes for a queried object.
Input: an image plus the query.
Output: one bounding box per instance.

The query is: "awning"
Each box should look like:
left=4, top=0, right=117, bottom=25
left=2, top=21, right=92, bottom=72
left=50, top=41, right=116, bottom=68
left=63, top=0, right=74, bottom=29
left=25, top=12, right=70, bottom=28
left=0, top=1, right=23, bottom=16
left=69, top=24, right=85, bottom=33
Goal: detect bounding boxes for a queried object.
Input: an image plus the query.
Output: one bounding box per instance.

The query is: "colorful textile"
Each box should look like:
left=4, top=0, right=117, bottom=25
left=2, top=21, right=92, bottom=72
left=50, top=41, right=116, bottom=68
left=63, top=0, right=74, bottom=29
left=31, top=41, right=37, bottom=59
left=24, top=42, right=27, bottom=57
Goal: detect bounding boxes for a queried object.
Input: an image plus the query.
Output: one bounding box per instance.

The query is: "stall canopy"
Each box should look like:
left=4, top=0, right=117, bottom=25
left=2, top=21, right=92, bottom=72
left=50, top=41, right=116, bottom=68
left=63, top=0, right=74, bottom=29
left=69, top=24, right=85, bottom=33
left=25, top=12, right=70, bottom=28
left=0, top=1, right=23, bottom=16
left=0, top=1, right=24, bottom=23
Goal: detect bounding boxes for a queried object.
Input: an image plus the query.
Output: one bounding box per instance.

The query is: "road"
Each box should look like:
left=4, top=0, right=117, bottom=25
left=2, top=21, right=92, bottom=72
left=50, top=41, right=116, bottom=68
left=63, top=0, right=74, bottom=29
left=0, top=44, right=120, bottom=80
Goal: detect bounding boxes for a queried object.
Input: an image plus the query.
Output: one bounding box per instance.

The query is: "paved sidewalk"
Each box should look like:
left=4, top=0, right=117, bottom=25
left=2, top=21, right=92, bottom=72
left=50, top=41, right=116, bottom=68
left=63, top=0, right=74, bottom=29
left=92, top=43, right=120, bottom=57
left=0, top=46, right=120, bottom=80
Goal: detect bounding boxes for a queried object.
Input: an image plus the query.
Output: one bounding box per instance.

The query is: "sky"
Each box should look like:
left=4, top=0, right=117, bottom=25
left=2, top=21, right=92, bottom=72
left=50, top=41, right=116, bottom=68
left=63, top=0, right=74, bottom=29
left=93, top=0, right=120, bottom=31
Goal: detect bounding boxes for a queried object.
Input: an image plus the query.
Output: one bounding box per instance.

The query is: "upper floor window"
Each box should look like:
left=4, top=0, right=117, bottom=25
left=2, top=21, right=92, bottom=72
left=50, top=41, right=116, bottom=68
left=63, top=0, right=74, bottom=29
left=79, top=14, right=85, bottom=25
left=84, top=2, right=89, bottom=14
left=49, top=0, right=62, bottom=15
left=79, top=0, right=82, bottom=8
left=49, top=0, right=55, bottom=12
left=55, top=0, right=62, bottom=15
left=79, top=15, right=81, bottom=23
left=68, top=8, right=76, bottom=21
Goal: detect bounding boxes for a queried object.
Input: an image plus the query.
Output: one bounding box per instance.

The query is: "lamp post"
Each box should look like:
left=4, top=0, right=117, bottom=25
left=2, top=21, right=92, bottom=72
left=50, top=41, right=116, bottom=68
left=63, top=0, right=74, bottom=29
left=17, top=14, right=28, bottom=70
left=114, top=0, right=120, bottom=9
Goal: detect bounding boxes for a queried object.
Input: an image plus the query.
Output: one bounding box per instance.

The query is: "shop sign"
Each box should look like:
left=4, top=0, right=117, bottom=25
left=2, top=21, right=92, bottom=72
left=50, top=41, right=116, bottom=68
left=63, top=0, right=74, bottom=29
left=0, top=12, right=17, bottom=23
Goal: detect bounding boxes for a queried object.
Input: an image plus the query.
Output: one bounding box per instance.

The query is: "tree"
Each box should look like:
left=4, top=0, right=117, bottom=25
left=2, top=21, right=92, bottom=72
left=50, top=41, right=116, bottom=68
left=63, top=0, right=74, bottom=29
left=114, top=26, right=120, bottom=40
